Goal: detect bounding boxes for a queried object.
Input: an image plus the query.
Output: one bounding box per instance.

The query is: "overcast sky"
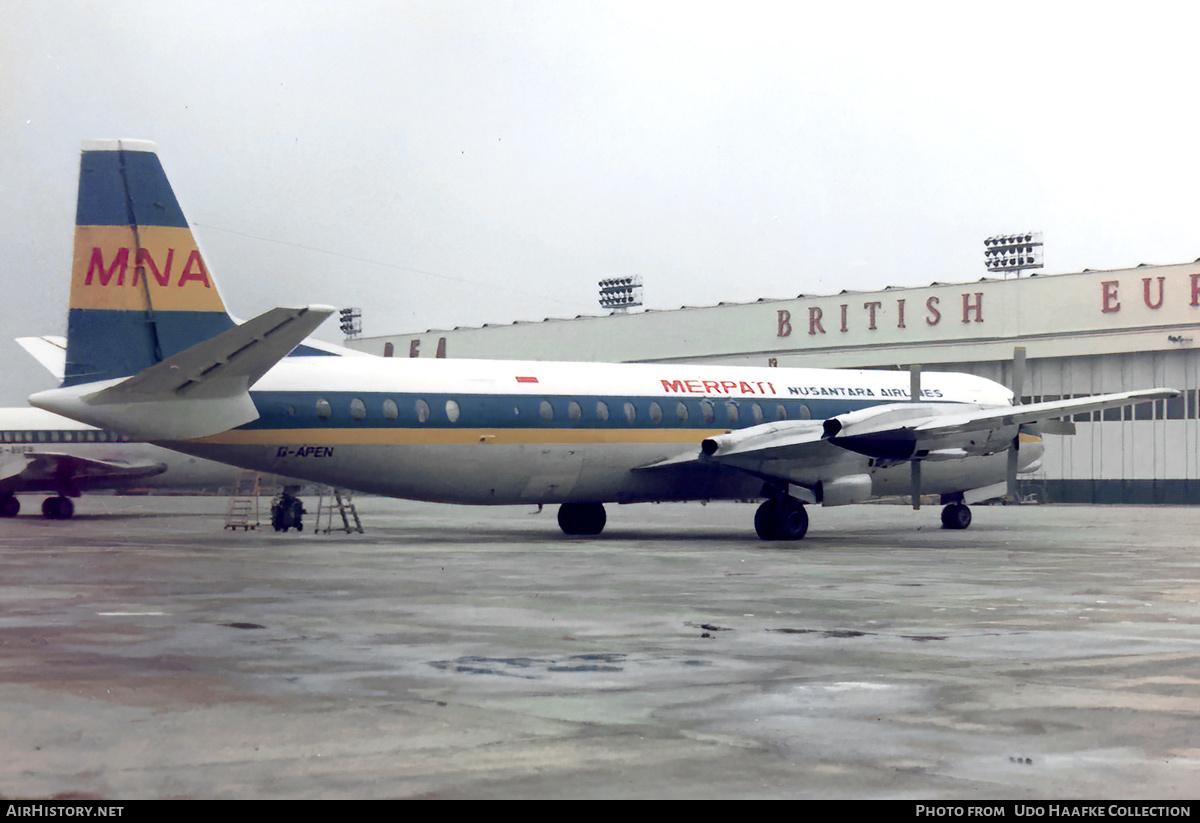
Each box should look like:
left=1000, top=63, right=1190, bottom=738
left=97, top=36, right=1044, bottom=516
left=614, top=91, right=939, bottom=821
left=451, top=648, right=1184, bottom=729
left=3, top=1, right=1200, bottom=405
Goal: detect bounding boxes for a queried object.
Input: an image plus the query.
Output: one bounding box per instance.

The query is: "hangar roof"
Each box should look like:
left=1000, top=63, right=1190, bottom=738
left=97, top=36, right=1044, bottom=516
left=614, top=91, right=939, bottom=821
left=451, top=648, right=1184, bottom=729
left=349, top=260, right=1200, bottom=368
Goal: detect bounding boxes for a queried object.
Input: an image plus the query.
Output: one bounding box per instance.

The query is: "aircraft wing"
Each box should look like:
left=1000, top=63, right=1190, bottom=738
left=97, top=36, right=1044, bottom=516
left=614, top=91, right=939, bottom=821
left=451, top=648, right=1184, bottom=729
left=904, top=389, right=1178, bottom=437
left=0, top=451, right=168, bottom=494
left=644, top=388, right=1180, bottom=474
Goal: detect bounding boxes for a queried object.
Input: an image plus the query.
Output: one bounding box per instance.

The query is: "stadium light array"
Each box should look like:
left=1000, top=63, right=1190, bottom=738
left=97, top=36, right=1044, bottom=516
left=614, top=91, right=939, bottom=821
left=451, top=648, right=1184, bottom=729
left=339, top=306, right=362, bottom=339
left=985, top=232, right=1044, bottom=276
left=598, top=275, right=643, bottom=312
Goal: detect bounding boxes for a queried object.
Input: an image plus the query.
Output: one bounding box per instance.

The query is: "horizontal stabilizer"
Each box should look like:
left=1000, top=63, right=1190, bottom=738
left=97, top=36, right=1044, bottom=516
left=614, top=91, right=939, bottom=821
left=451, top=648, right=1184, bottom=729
left=30, top=305, right=333, bottom=440
left=91, top=305, right=333, bottom=402
left=16, top=336, right=67, bottom=379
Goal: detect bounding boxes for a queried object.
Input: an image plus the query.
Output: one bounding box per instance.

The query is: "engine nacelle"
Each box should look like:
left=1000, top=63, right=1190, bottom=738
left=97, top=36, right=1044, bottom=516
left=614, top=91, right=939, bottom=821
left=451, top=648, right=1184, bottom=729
left=824, top=402, right=1015, bottom=460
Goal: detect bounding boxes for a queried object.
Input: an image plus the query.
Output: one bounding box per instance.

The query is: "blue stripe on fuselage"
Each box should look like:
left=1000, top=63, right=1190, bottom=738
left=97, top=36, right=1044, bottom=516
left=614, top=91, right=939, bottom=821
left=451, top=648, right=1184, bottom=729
left=241, top=390, right=899, bottom=431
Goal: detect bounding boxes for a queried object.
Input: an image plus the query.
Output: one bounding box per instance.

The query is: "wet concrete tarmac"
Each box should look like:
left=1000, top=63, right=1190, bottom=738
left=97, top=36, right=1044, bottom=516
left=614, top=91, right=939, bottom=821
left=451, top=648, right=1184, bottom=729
left=1, top=496, right=1198, bottom=799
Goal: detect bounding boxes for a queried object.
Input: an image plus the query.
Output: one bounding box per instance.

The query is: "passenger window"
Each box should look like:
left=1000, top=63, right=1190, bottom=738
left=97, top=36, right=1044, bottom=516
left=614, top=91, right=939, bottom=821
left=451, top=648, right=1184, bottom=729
left=700, top=400, right=715, bottom=424
left=596, top=401, right=610, bottom=422
left=540, top=400, right=554, bottom=422
left=676, top=402, right=689, bottom=423
left=623, top=401, right=637, bottom=424
left=648, top=401, right=663, bottom=424
left=751, top=403, right=764, bottom=424
left=798, top=404, right=811, bottom=419
left=725, top=401, right=739, bottom=424
left=446, top=399, right=461, bottom=423
left=316, top=399, right=332, bottom=420
left=349, top=398, right=367, bottom=420
left=568, top=401, right=582, bottom=423
left=415, top=399, right=430, bottom=423
left=382, top=399, right=399, bottom=420
left=775, top=404, right=787, bottom=420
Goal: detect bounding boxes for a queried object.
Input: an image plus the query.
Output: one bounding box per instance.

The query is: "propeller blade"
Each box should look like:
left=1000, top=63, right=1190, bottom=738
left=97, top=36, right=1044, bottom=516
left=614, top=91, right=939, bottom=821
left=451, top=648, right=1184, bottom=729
left=1012, top=346, right=1026, bottom=405
left=1007, top=435, right=1020, bottom=501
left=1008, top=346, right=1027, bottom=501
left=909, top=362, right=924, bottom=508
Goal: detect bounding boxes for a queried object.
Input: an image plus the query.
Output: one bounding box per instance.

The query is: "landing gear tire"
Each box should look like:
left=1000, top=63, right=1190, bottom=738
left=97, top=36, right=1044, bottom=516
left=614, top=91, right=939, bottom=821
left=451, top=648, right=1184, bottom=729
left=0, top=495, right=19, bottom=518
left=941, top=502, right=972, bottom=530
left=41, top=496, right=75, bottom=520
left=557, top=502, right=607, bottom=536
left=271, top=494, right=306, bottom=533
left=754, top=497, right=808, bottom=541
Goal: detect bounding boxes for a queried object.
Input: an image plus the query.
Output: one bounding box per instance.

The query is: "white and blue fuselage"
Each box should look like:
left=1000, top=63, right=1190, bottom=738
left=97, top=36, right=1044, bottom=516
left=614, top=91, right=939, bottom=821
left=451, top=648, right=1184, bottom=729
left=174, top=356, right=1030, bottom=506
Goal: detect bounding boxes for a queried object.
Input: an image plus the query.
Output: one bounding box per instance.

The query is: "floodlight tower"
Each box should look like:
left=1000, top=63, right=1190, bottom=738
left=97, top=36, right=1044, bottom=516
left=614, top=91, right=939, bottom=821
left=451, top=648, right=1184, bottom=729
left=598, top=275, right=643, bottom=313
left=984, top=232, right=1044, bottom=277
left=339, top=307, right=362, bottom=339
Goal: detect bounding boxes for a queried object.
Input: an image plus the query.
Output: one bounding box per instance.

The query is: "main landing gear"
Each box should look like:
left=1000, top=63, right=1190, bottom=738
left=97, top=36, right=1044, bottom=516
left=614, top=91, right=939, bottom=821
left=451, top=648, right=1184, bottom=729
left=0, top=495, right=77, bottom=519
left=557, top=502, right=607, bottom=536
left=754, top=494, right=809, bottom=541
left=41, top=496, right=75, bottom=520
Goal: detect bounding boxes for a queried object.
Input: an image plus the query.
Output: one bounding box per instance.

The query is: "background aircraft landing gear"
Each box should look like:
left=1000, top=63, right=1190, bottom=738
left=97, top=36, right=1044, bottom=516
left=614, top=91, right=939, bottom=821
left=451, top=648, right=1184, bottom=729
left=557, top=502, right=606, bottom=536
left=941, top=502, right=972, bottom=530
left=754, top=495, right=808, bottom=541
left=1, top=494, right=19, bottom=518
left=41, top=496, right=74, bottom=520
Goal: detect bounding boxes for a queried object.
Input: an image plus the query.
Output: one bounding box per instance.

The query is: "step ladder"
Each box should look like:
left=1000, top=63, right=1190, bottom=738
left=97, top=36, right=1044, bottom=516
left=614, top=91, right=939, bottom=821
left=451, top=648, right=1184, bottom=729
left=224, top=472, right=267, bottom=530
left=316, top=487, right=364, bottom=534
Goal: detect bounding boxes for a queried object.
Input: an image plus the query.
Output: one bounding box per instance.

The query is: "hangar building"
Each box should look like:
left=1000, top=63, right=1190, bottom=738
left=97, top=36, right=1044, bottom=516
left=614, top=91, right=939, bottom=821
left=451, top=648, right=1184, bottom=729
left=348, top=260, right=1200, bottom=504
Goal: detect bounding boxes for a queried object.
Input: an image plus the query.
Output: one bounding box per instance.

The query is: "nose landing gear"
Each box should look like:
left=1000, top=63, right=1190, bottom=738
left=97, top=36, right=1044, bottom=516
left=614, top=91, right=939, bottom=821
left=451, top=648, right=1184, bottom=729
left=271, top=492, right=307, bottom=532
left=940, top=501, right=972, bottom=530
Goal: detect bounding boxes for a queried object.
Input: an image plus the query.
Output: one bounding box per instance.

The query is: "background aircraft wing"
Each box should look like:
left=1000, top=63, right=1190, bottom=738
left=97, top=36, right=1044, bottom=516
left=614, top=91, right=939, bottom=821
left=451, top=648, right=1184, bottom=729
left=0, top=451, right=168, bottom=494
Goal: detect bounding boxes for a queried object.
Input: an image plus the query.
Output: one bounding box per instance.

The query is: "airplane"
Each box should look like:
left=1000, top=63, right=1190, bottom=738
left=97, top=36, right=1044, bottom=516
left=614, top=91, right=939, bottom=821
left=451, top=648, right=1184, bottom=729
left=27, top=139, right=1180, bottom=540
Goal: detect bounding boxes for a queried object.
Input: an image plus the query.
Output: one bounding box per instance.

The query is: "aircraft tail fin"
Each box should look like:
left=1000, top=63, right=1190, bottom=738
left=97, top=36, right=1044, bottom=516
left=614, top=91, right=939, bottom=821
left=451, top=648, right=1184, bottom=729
left=39, top=140, right=337, bottom=441
left=66, top=139, right=237, bottom=386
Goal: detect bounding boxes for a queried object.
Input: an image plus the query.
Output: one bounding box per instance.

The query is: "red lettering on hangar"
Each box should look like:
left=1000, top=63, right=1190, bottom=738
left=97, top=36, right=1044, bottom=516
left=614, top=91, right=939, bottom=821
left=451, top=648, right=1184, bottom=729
left=660, top=378, right=778, bottom=395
